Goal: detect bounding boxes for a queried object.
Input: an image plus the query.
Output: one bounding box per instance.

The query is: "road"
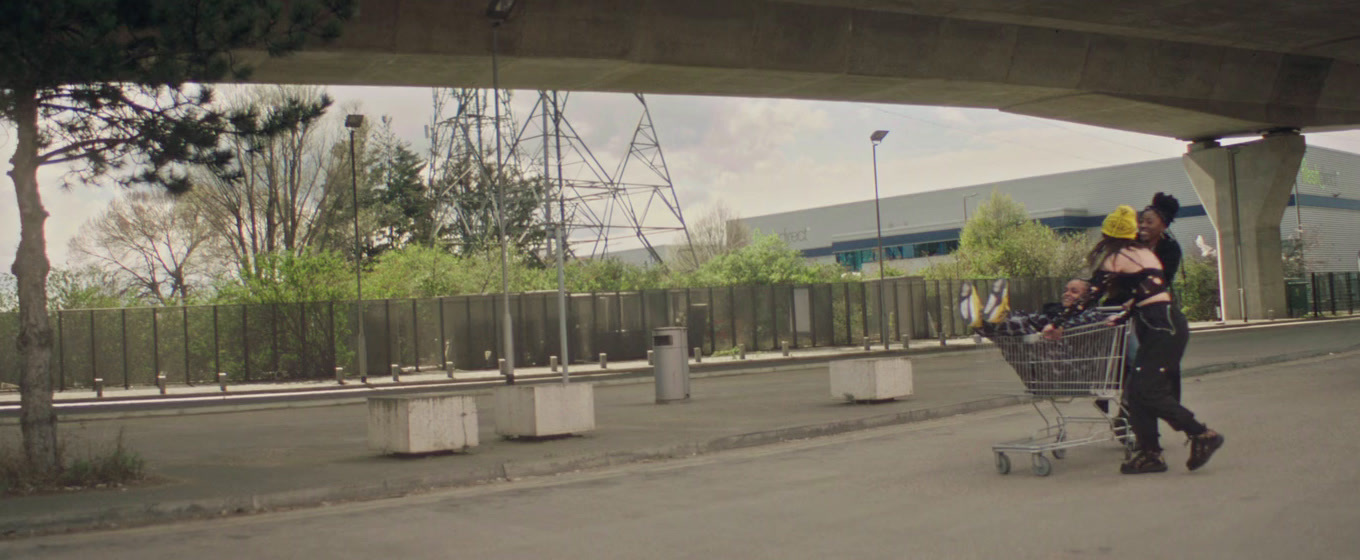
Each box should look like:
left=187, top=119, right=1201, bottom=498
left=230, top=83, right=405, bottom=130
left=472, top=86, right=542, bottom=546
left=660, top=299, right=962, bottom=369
left=4, top=349, right=1357, bottom=559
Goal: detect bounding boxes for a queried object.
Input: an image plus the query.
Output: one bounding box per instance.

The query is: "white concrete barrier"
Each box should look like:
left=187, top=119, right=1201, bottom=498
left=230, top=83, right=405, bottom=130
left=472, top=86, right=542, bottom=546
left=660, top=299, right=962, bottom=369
left=829, top=357, right=914, bottom=402
left=368, top=394, right=479, bottom=455
left=494, top=383, right=596, bottom=438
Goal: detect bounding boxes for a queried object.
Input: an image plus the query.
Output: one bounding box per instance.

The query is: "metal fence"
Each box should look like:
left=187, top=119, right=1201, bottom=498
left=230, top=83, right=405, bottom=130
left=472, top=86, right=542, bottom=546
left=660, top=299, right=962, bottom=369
left=0, top=277, right=1070, bottom=390
left=1302, top=272, right=1360, bottom=317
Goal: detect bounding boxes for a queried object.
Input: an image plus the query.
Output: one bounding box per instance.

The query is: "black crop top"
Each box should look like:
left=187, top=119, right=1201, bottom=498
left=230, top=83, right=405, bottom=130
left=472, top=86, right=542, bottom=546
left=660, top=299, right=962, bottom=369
left=1054, top=267, right=1170, bottom=327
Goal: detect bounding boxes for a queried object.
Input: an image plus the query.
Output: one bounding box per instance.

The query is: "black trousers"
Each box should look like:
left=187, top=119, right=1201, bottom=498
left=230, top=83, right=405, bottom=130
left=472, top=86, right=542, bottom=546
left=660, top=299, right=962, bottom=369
left=1127, top=302, right=1205, bottom=452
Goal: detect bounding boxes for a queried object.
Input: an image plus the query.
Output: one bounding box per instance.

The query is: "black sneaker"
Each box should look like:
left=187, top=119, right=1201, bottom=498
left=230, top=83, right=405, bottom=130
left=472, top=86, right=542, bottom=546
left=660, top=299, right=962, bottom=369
left=1186, top=430, right=1225, bottom=471
left=1120, top=450, right=1168, bottom=475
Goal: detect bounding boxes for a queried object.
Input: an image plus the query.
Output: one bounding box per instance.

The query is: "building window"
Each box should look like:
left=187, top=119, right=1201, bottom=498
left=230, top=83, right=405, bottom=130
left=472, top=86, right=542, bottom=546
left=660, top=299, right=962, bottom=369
left=912, top=240, right=958, bottom=258
left=835, top=240, right=961, bottom=270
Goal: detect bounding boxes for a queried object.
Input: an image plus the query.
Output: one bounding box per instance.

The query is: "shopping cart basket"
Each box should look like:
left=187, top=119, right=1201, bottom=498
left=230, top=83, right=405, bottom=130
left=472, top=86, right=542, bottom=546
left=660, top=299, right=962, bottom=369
left=990, top=311, right=1135, bottom=476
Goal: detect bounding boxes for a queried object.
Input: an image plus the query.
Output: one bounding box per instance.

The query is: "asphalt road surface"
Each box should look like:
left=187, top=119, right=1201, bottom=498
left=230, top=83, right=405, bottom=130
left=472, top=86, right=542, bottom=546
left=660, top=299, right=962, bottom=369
left=4, top=349, right=1357, bottom=560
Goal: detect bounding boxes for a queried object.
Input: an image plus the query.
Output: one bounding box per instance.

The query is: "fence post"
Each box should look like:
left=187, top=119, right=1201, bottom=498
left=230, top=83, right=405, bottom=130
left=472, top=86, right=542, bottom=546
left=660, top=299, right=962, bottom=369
left=384, top=299, right=393, bottom=372
left=271, top=304, right=280, bottom=375
left=749, top=287, right=758, bottom=350
left=860, top=283, right=869, bottom=347
left=1327, top=271, right=1338, bottom=315
left=705, top=287, right=715, bottom=354
left=1311, top=273, right=1321, bottom=316
left=727, top=286, right=736, bottom=351
left=56, top=310, right=65, bottom=391
left=213, top=305, right=221, bottom=384
left=1343, top=271, right=1354, bottom=315
left=808, top=286, right=817, bottom=347
left=183, top=305, right=191, bottom=385
left=88, top=310, right=96, bottom=388
left=410, top=297, right=416, bottom=372
left=439, top=297, right=448, bottom=371
left=590, top=291, right=598, bottom=362
left=843, top=283, right=851, bottom=346
left=769, top=284, right=778, bottom=351
left=150, top=308, right=159, bottom=389
left=242, top=304, right=251, bottom=382
left=328, top=301, right=336, bottom=375
left=121, top=308, right=129, bottom=389
left=300, top=302, right=309, bottom=380
left=892, top=279, right=902, bottom=343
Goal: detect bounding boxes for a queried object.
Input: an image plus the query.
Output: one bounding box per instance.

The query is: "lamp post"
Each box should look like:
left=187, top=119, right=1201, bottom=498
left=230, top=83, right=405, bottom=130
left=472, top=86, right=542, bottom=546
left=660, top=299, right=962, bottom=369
left=870, top=130, right=889, bottom=350
left=488, top=0, right=517, bottom=383
left=962, top=193, right=979, bottom=223
left=344, top=114, right=366, bottom=382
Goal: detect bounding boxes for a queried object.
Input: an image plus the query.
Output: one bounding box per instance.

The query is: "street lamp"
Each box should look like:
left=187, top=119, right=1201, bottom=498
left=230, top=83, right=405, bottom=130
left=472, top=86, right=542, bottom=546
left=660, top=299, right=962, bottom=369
left=962, top=193, right=979, bottom=223
left=344, top=114, right=366, bottom=383
left=870, top=130, right=889, bottom=350
left=488, top=0, right=517, bottom=383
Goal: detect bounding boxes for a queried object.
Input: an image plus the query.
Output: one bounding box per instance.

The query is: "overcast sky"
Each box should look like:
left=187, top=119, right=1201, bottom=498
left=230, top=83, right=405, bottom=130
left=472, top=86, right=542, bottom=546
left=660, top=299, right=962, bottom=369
left=5, top=85, right=1360, bottom=269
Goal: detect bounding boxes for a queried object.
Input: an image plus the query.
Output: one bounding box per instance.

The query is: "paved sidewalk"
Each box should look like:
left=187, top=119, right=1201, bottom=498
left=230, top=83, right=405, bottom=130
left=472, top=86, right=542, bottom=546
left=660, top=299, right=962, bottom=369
left=1, top=316, right=1357, bottom=537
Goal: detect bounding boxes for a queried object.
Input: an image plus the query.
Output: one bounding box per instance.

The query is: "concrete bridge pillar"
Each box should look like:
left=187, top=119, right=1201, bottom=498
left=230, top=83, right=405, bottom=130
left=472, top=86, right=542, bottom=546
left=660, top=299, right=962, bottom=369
left=1183, top=132, right=1305, bottom=321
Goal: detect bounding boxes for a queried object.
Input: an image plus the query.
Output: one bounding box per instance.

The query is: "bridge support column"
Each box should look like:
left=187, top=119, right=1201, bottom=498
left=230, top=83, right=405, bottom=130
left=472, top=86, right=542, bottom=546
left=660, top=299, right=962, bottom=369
left=1183, top=132, right=1305, bottom=321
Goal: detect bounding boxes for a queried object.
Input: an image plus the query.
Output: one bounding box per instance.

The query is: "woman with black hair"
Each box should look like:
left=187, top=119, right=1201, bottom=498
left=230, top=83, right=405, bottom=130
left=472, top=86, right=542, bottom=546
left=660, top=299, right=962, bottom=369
left=1043, top=205, right=1224, bottom=475
left=1140, top=192, right=1183, bottom=287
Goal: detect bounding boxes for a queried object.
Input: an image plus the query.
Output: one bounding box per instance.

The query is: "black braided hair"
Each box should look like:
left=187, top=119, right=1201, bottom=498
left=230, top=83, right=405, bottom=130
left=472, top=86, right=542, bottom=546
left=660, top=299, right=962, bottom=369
left=1145, top=192, right=1180, bottom=226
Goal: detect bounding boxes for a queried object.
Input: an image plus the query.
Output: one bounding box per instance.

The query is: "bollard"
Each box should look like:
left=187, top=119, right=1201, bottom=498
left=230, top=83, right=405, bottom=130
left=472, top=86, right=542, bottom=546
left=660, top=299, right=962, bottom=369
left=94, top=377, right=104, bottom=398
left=739, top=345, right=746, bottom=360
left=863, top=337, right=870, bottom=351
left=498, top=358, right=508, bottom=376
left=335, top=366, right=346, bottom=385
left=391, top=363, right=401, bottom=383
left=156, top=373, right=167, bottom=395
left=693, top=347, right=702, bottom=363
left=217, top=372, right=228, bottom=393
left=599, top=353, right=608, bottom=369
left=647, top=350, right=654, bottom=365
left=550, top=355, right=559, bottom=372
left=782, top=340, right=790, bottom=357
left=484, top=350, right=493, bottom=368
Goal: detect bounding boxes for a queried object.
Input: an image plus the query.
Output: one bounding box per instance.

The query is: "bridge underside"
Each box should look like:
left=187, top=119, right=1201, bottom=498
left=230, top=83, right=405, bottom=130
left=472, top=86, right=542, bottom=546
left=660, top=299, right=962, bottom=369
left=243, top=0, right=1360, bottom=140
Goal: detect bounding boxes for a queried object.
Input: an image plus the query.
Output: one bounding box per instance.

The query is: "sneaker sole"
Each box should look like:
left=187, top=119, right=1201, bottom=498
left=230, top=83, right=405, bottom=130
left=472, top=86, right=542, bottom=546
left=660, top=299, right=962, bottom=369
left=1187, top=434, right=1225, bottom=471
left=1120, top=463, right=1168, bottom=475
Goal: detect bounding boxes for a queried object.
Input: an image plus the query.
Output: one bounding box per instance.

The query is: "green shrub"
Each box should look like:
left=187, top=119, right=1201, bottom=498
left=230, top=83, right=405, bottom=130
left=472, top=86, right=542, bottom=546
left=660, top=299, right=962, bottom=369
left=1178, top=254, right=1220, bottom=321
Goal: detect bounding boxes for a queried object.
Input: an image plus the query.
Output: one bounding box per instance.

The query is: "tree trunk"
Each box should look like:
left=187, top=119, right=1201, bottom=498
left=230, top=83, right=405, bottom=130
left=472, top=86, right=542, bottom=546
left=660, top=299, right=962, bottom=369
left=7, top=89, right=60, bottom=473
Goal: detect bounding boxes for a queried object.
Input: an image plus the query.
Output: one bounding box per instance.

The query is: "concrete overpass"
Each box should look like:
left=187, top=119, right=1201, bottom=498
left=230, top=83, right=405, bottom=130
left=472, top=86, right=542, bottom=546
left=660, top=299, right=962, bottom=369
left=245, top=0, right=1360, bottom=319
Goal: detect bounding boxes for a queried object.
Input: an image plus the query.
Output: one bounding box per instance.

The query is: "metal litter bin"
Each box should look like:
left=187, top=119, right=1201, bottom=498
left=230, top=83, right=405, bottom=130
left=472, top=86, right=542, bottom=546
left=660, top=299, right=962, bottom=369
left=652, top=327, right=690, bottom=403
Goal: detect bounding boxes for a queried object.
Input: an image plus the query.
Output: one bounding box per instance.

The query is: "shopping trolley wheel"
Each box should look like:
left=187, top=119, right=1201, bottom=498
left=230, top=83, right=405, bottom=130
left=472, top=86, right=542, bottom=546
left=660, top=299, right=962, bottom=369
left=1031, top=454, right=1053, bottom=477
left=995, top=453, right=1011, bottom=475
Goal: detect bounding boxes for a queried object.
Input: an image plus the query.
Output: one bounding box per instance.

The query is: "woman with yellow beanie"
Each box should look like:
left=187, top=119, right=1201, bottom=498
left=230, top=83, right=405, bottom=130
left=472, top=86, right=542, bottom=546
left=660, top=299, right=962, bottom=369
left=1043, top=205, right=1224, bottom=475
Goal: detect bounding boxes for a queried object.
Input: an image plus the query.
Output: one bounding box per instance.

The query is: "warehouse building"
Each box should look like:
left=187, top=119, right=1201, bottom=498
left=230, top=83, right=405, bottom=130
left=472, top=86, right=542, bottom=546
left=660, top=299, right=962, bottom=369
left=735, top=145, right=1360, bottom=276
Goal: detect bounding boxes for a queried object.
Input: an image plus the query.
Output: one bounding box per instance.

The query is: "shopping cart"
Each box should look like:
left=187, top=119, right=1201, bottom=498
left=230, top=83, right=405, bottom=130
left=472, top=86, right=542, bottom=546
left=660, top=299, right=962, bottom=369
left=990, top=309, right=1136, bottom=476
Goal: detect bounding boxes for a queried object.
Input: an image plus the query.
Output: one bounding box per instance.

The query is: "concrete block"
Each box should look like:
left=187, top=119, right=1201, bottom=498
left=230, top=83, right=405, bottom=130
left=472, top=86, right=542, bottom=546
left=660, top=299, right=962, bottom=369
left=494, top=383, right=596, bottom=438
left=368, top=394, right=478, bottom=455
left=830, top=357, right=913, bottom=402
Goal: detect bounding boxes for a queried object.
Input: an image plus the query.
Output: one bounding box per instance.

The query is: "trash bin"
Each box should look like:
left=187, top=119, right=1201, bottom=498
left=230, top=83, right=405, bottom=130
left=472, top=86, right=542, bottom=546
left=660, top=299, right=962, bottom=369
left=652, top=327, right=690, bottom=403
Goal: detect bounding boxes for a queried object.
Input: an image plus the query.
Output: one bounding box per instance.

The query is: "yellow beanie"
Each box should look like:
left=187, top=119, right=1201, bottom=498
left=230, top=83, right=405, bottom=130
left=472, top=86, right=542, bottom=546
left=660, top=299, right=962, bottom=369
left=1101, top=205, right=1138, bottom=239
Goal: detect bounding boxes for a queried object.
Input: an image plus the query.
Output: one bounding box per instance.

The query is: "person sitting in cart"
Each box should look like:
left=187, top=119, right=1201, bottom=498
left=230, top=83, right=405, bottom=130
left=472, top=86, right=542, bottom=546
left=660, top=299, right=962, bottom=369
left=959, top=278, right=1121, bottom=397
left=958, top=278, right=1105, bottom=336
